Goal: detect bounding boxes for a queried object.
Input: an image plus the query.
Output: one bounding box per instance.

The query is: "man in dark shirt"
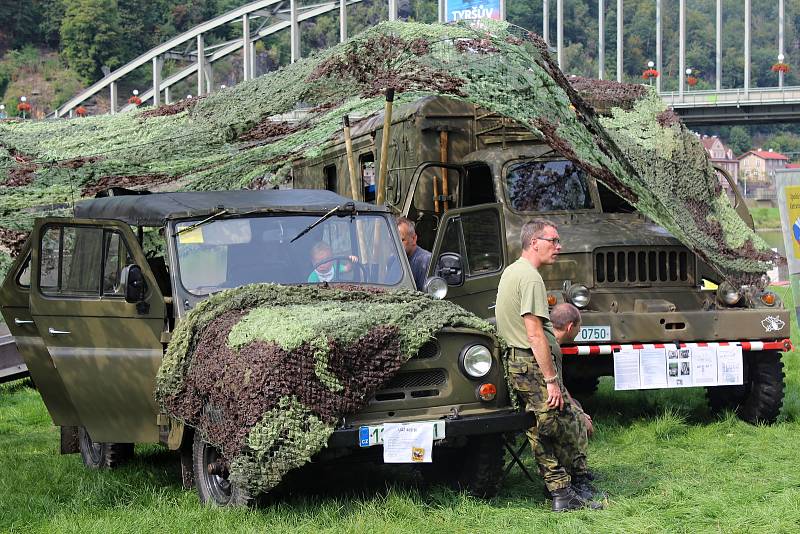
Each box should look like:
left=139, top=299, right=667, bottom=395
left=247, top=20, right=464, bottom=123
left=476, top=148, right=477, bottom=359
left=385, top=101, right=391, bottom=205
left=396, top=216, right=432, bottom=291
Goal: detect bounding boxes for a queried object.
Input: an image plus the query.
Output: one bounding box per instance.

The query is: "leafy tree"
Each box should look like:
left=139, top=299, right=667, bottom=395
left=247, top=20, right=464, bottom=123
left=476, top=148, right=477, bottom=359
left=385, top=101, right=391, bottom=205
left=60, top=0, right=123, bottom=82
left=728, top=126, right=753, bottom=155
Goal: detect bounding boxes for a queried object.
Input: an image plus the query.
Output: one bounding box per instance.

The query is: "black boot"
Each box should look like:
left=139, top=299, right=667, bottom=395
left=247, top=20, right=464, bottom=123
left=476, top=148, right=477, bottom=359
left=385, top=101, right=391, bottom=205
left=571, top=474, right=599, bottom=500
left=551, top=486, right=603, bottom=512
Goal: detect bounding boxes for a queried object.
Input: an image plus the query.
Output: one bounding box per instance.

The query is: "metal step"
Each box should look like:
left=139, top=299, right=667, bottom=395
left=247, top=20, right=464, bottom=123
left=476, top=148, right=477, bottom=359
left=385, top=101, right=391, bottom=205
left=0, top=334, right=29, bottom=384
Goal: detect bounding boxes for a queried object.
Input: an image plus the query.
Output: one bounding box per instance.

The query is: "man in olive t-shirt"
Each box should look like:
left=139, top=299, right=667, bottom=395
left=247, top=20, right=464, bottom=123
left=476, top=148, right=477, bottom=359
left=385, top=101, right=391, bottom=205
left=496, top=219, right=600, bottom=512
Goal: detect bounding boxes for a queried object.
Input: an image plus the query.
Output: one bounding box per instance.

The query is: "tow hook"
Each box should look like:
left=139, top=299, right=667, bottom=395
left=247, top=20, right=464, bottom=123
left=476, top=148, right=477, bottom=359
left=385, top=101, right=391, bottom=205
left=207, top=459, right=230, bottom=479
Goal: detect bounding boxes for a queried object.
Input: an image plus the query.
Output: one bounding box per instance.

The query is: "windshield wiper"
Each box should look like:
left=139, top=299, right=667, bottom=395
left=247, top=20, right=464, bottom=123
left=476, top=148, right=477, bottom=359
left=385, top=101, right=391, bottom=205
left=176, top=209, right=229, bottom=236
left=290, top=202, right=355, bottom=243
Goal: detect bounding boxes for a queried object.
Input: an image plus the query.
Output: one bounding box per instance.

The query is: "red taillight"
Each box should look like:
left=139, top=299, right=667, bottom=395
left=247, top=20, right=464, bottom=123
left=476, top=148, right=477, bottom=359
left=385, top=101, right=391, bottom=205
left=478, top=383, right=497, bottom=401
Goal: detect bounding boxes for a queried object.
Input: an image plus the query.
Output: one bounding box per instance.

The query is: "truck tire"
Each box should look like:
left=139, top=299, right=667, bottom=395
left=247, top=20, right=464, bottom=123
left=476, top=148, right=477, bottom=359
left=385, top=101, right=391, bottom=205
left=77, top=426, right=133, bottom=469
left=563, top=374, right=600, bottom=399
left=192, top=432, right=252, bottom=506
left=706, top=350, right=785, bottom=424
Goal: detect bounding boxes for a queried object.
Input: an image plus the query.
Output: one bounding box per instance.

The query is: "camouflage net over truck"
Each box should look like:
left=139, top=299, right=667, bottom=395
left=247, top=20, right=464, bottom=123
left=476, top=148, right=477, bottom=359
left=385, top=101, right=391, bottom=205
left=154, top=284, right=494, bottom=495
left=0, top=20, right=778, bottom=286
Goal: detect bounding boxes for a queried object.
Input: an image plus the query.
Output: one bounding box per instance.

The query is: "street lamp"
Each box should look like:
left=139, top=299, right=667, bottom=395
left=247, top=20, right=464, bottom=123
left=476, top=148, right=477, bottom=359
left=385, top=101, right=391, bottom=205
left=0, top=104, right=6, bottom=119
left=220, top=84, right=226, bottom=90
left=778, top=53, right=786, bottom=88
left=646, top=60, right=655, bottom=86
left=685, top=68, right=695, bottom=92
left=20, top=96, right=28, bottom=119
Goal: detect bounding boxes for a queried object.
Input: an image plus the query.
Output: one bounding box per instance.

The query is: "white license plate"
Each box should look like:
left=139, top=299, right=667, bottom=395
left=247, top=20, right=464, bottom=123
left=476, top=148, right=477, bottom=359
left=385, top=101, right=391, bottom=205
left=575, top=325, right=611, bottom=342
left=358, top=420, right=446, bottom=447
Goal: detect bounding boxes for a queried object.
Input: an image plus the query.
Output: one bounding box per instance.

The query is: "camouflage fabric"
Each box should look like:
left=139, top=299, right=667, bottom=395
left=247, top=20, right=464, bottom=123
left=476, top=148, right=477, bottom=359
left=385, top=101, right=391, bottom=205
left=154, top=283, right=494, bottom=495
left=507, top=350, right=588, bottom=491
left=0, top=21, right=778, bottom=287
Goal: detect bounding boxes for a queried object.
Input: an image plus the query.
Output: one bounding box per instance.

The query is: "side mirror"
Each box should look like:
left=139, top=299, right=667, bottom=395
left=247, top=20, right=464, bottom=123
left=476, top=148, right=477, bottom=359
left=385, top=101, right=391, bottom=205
left=435, top=252, right=464, bottom=286
left=121, top=264, right=147, bottom=304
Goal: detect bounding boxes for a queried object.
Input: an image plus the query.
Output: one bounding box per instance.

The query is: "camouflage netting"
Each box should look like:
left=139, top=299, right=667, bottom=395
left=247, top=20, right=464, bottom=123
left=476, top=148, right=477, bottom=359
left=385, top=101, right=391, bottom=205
left=154, top=284, right=494, bottom=495
left=0, top=20, right=779, bottom=286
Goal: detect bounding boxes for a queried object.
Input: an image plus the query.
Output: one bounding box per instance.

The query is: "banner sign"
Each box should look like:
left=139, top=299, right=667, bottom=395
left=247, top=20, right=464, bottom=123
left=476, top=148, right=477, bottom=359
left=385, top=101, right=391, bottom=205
left=446, top=0, right=503, bottom=22
left=776, top=169, right=800, bottom=326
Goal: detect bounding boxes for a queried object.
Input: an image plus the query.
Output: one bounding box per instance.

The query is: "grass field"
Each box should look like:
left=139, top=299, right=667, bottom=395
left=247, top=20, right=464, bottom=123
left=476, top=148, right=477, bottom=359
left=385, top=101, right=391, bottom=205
left=2, top=288, right=799, bottom=533
left=750, top=207, right=781, bottom=230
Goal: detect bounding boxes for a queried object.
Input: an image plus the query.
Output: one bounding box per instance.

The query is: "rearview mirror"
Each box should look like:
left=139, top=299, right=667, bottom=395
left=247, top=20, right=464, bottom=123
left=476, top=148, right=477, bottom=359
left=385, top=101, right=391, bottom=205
left=435, top=253, right=464, bottom=286
left=121, top=264, right=147, bottom=305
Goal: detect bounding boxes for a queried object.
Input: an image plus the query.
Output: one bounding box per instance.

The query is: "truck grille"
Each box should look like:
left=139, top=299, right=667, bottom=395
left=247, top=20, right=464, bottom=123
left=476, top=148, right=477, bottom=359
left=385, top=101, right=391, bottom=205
left=373, top=369, right=447, bottom=401
left=595, top=247, right=696, bottom=286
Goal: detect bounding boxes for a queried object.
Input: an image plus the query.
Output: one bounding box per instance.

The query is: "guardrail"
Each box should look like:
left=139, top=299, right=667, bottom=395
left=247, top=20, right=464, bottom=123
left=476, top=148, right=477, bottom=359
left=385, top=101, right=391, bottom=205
left=661, top=86, right=800, bottom=108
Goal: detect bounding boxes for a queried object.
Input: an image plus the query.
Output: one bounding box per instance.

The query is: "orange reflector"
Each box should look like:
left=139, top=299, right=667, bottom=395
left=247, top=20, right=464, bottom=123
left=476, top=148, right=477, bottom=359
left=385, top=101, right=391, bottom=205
left=761, top=293, right=776, bottom=306
left=547, top=295, right=557, bottom=306
left=478, top=383, right=497, bottom=401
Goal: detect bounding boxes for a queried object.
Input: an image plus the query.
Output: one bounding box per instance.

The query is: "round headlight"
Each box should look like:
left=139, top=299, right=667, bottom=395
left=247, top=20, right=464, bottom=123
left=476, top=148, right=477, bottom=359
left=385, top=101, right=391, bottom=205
left=718, top=281, right=741, bottom=305
left=567, top=284, right=591, bottom=308
left=423, top=276, right=448, bottom=300
left=461, top=344, right=493, bottom=378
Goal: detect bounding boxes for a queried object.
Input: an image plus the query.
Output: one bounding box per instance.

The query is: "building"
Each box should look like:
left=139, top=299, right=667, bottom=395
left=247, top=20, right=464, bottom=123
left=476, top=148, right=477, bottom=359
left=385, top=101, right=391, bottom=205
left=700, top=136, right=739, bottom=183
left=737, top=149, right=788, bottom=197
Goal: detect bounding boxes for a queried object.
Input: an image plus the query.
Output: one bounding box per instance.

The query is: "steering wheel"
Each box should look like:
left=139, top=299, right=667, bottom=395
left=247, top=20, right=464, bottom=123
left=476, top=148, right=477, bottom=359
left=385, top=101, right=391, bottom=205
left=310, top=255, right=367, bottom=282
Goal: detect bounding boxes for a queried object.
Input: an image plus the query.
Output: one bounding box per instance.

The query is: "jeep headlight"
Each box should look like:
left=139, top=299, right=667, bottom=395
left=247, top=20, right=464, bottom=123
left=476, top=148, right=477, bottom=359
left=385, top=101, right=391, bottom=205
left=460, top=344, right=493, bottom=378
left=717, top=281, right=742, bottom=305
left=566, top=284, right=591, bottom=308
left=424, top=276, right=448, bottom=300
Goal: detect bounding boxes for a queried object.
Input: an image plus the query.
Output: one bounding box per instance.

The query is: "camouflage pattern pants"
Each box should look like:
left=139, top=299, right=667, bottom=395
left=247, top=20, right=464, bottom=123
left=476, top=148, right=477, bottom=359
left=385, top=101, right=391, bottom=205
left=507, top=351, right=589, bottom=492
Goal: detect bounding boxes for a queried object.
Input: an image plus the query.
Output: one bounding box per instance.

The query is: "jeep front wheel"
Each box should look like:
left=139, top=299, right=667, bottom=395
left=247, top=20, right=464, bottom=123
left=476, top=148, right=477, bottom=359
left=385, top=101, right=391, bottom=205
left=450, top=434, right=506, bottom=498
left=192, top=432, right=252, bottom=506
left=77, top=426, right=133, bottom=469
left=706, top=350, right=785, bottom=424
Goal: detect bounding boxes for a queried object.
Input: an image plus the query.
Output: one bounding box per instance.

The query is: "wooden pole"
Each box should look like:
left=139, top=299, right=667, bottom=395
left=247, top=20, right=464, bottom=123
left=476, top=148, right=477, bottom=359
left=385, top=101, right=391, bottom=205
left=343, top=115, right=360, bottom=201
left=376, top=88, right=394, bottom=206
left=440, top=130, right=449, bottom=212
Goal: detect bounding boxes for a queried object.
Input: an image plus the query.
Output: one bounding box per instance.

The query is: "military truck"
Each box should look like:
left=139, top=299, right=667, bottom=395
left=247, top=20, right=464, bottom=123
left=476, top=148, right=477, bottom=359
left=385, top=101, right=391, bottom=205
left=0, top=189, right=532, bottom=505
left=292, top=95, right=792, bottom=424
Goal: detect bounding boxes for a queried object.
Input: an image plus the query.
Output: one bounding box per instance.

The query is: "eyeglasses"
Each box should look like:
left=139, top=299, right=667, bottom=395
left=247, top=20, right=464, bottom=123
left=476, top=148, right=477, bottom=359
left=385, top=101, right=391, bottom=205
left=535, top=236, right=561, bottom=246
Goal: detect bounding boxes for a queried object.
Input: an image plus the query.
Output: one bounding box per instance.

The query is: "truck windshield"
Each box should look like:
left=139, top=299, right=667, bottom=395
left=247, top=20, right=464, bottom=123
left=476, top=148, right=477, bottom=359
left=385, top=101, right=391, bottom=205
left=175, top=214, right=404, bottom=294
left=505, top=158, right=595, bottom=212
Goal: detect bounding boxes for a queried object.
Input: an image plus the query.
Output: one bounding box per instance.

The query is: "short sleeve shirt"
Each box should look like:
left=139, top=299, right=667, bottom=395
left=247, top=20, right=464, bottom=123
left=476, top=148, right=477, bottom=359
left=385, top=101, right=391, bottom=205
left=495, top=257, right=555, bottom=349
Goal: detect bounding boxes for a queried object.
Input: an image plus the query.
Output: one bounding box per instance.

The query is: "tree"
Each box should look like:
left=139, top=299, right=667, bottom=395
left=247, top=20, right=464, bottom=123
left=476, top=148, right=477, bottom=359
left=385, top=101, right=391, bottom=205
left=60, top=0, right=123, bottom=82
left=728, top=126, right=752, bottom=156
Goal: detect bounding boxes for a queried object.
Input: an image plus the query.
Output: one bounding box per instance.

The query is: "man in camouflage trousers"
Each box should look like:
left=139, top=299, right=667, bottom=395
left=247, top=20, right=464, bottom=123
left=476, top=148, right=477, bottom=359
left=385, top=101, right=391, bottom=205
left=496, top=219, right=600, bottom=512
left=544, top=303, right=597, bottom=497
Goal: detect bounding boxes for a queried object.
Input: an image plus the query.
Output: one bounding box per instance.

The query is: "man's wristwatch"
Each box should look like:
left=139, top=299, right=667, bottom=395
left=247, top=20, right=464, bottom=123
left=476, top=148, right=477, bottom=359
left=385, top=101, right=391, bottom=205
left=544, top=374, right=559, bottom=384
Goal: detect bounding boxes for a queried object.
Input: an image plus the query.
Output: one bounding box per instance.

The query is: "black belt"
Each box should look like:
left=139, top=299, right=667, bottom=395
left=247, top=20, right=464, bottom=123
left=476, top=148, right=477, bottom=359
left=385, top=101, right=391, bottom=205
left=511, top=347, right=532, bottom=355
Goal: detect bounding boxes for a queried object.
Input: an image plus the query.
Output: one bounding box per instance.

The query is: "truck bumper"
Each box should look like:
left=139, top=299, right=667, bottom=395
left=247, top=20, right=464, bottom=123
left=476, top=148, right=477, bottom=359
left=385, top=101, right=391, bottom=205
left=328, top=409, right=535, bottom=449
left=574, top=308, right=791, bottom=345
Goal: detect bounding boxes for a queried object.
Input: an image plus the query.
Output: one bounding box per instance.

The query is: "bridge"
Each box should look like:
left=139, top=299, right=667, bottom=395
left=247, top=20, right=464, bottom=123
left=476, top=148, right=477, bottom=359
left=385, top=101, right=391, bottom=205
left=51, top=0, right=800, bottom=125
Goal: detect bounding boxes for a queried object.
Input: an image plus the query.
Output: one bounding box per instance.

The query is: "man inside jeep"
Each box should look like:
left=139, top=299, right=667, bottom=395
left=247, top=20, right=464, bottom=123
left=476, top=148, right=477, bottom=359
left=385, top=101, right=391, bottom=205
left=307, top=241, right=359, bottom=283
left=396, top=216, right=432, bottom=291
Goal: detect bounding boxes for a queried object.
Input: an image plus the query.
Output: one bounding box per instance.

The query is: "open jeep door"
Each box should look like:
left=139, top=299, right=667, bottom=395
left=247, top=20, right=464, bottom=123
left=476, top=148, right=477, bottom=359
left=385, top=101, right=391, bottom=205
left=0, top=240, right=80, bottom=424
left=429, top=203, right=507, bottom=319
left=28, top=218, right=166, bottom=443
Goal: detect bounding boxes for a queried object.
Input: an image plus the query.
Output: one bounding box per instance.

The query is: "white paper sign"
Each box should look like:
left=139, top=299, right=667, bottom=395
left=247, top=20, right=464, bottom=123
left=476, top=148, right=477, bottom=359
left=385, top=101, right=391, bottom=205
left=613, top=349, right=641, bottom=390
left=667, top=348, right=693, bottom=387
left=639, top=348, right=668, bottom=388
left=382, top=422, right=434, bottom=463
left=691, top=346, right=718, bottom=386
left=717, top=345, right=744, bottom=385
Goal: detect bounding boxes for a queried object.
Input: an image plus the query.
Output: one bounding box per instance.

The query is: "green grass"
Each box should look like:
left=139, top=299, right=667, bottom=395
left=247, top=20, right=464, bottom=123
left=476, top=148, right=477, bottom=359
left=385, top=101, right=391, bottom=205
left=2, top=290, right=799, bottom=533
left=750, top=207, right=781, bottom=230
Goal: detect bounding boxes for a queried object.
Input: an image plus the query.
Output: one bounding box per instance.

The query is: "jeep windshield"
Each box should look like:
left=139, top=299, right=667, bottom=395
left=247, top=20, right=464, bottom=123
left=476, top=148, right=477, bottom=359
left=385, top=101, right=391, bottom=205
left=505, top=158, right=596, bottom=212
left=175, top=213, right=404, bottom=294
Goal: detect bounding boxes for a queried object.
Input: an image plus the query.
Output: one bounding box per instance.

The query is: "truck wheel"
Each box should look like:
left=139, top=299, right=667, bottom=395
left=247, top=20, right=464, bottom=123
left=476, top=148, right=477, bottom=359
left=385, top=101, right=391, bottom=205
left=192, top=432, right=252, bottom=506
left=706, top=350, right=785, bottom=424
left=77, top=426, right=133, bottom=469
left=563, top=375, right=600, bottom=398
left=453, top=434, right=506, bottom=498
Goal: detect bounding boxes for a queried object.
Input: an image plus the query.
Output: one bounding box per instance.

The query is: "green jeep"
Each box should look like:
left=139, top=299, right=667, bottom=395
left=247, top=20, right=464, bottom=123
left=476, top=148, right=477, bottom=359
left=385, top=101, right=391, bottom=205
left=0, top=188, right=531, bottom=505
